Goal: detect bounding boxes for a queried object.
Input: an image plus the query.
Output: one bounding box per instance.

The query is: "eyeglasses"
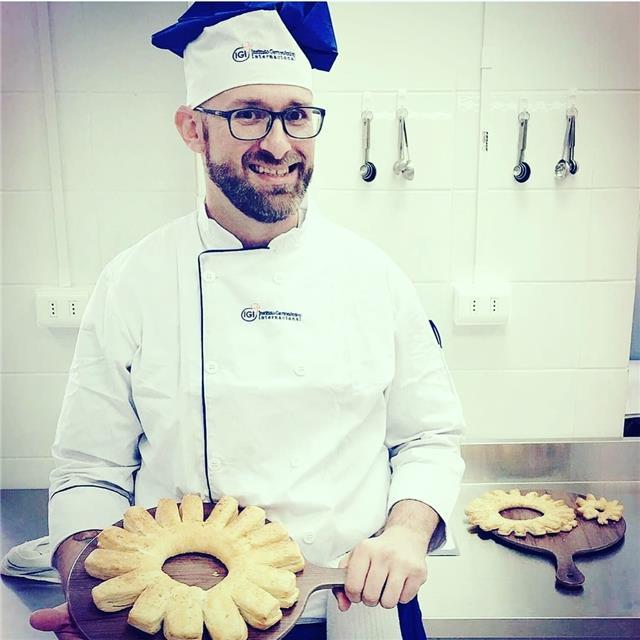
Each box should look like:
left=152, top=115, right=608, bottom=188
left=194, top=106, right=326, bottom=141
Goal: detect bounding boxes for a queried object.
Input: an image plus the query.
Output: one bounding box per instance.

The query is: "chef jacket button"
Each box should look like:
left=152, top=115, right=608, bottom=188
left=203, top=271, right=217, bottom=282
left=290, top=457, right=301, bottom=468
left=303, top=532, right=315, bottom=544
left=294, top=365, right=306, bottom=377
left=211, top=457, right=222, bottom=471
left=205, top=361, right=219, bottom=374
left=273, top=272, right=284, bottom=284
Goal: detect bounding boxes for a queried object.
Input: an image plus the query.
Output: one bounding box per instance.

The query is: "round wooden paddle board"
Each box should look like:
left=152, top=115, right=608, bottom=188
left=67, top=502, right=346, bottom=640
left=478, top=490, right=626, bottom=588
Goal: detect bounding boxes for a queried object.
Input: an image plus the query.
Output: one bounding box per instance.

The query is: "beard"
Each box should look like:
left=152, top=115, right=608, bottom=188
left=203, top=130, right=313, bottom=224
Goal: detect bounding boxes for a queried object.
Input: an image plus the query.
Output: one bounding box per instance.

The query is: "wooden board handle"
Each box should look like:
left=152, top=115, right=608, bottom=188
left=306, top=566, right=346, bottom=591
left=554, top=550, right=585, bottom=588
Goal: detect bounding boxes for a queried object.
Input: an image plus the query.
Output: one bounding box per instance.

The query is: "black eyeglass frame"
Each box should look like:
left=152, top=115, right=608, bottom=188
left=193, top=106, right=326, bottom=141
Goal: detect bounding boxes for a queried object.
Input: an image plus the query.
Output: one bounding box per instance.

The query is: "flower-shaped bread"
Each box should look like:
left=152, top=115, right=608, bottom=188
left=84, top=495, right=304, bottom=640
left=575, top=493, right=624, bottom=525
left=465, top=489, right=578, bottom=537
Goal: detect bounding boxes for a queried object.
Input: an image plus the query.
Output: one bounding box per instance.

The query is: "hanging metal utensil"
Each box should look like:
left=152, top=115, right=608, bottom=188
left=393, top=108, right=415, bottom=181
left=567, top=114, right=579, bottom=175
left=554, top=110, right=574, bottom=180
left=513, top=111, right=531, bottom=183
left=359, top=110, right=376, bottom=182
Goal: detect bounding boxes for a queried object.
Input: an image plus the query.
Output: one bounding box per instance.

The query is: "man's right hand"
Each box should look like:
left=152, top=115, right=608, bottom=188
left=31, top=530, right=102, bottom=639
left=30, top=603, right=83, bottom=639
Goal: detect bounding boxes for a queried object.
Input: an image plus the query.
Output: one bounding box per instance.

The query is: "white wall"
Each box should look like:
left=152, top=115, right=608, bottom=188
left=1, top=2, right=639, bottom=488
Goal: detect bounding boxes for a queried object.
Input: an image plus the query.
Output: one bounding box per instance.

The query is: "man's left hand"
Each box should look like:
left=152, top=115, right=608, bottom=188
left=332, top=525, right=427, bottom=611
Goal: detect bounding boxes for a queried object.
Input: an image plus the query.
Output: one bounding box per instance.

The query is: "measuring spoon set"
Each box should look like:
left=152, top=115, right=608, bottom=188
left=360, top=108, right=414, bottom=183
left=358, top=106, right=580, bottom=184
left=514, top=108, right=579, bottom=183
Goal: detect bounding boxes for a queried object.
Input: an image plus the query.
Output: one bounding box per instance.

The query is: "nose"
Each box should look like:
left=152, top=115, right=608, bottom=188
left=258, top=117, right=293, bottom=160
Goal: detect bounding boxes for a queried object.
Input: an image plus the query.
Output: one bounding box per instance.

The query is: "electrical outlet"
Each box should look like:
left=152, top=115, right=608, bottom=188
left=454, top=285, right=511, bottom=325
left=36, top=288, right=91, bottom=328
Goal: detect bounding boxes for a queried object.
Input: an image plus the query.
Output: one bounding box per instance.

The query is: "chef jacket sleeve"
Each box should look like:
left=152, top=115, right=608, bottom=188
left=383, top=262, right=465, bottom=551
left=48, top=253, right=142, bottom=561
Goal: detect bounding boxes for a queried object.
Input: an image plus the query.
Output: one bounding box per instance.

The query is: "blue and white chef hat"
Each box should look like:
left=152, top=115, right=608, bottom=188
left=152, top=2, right=338, bottom=108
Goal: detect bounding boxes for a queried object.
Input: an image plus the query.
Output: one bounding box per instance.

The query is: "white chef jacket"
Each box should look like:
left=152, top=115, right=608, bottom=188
left=49, top=199, right=465, bottom=620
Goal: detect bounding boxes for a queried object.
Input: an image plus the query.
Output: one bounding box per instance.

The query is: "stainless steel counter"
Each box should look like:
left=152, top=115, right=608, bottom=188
left=2, top=440, right=639, bottom=639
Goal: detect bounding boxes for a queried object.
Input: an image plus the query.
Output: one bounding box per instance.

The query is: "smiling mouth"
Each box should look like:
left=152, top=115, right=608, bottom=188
left=248, top=162, right=300, bottom=177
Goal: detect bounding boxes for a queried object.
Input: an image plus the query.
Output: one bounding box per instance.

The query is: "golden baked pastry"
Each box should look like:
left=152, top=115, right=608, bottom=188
left=465, top=489, right=578, bottom=537
left=575, top=493, right=624, bottom=525
left=85, top=495, right=304, bottom=640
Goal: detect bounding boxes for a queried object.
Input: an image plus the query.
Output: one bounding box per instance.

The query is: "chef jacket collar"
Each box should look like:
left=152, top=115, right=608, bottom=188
left=196, top=199, right=310, bottom=252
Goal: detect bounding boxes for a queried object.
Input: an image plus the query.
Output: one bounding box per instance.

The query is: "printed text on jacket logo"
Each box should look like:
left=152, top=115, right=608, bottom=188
left=241, top=304, right=302, bottom=322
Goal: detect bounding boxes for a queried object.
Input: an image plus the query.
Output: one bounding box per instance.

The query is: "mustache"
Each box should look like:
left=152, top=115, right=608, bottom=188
left=242, top=149, right=305, bottom=168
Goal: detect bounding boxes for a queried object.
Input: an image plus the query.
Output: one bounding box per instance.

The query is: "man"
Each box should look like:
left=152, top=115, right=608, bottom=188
left=30, top=4, right=465, bottom=639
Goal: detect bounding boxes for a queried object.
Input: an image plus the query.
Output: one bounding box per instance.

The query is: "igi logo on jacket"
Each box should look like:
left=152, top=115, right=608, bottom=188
left=241, top=304, right=302, bottom=322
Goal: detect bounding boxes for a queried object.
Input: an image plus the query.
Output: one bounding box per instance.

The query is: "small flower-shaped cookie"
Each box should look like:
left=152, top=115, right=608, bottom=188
left=575, top=494, right=624, bottom=525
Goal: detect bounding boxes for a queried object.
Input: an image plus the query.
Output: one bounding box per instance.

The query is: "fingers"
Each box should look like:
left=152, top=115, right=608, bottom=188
left=379, top=571, right=406, bottom=609
left=30, top=603, right=71, bottom=631
left=30, top=603, right=85, bottom=639
left=332, top=586, right=352, bottom=612
left=343, top=544, right=370, bottom=605
left=399, top=565, right=427, bottom=604
left=332, top=552, right=352, bottom=611
left=360, top=560, right=388, bottom=607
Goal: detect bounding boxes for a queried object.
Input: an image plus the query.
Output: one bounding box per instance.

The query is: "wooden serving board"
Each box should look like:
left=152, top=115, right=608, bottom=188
left=67, top=503, right=346, bottom=640
left=480, top=490, right=626, bottom=588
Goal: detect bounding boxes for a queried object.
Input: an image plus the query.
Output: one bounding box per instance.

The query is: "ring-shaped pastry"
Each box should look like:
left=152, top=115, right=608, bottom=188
left=575, top=493, right=624, bottom=525
left=465, top=489, right=578, bottom=537
left=84, top=495, right=305, bottom=640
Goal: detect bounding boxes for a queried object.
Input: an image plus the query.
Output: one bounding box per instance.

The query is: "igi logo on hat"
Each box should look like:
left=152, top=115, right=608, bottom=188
left=232, top=43, right=251, bottom=63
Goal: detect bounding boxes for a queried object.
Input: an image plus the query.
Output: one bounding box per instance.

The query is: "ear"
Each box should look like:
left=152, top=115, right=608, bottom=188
left=175, top=106, right=205, bottom=153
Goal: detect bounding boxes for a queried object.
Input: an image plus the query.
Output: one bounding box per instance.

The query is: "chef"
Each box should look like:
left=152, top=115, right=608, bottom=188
left=30, top=3, right=465, bottom=639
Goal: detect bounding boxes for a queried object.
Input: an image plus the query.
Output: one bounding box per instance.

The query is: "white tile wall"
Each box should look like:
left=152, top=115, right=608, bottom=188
left=475, top=189, right=593, bottom=282
left=88, top=92, right=192, bottom=192
left=0, top=2, right=42, bottom=92
left=2, top=374, right=68, bottom=457
left=573, top=369, right=630, bottom=437
left=452, top=370, right=577, bottom=440
left=1, top=459, right=56, bottom=490
left=313, top=189, right=474, bottom=283
left=418, top=283, right=585, bottom=371
left=93, top=190, right=197, bottom=265
left=588, top=93, right=640, bottom=188
left=1, top=191, right=58, bottom=284
left=577, top=281, right=637, bottom=369
left=587, top=189, right=640, bottom=281
left=1, top=2, right=638, bottom=488
left=314, top=3, right=484, bottom=93
left=63, top=190, right=103, bottom=285
left=484, top=3, right=640, bottom=91
left=1, top=286, right=78, bottom=373
left=1, top=92, right=51, bottom=191
left=49, top=2, right=185, bottom=93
